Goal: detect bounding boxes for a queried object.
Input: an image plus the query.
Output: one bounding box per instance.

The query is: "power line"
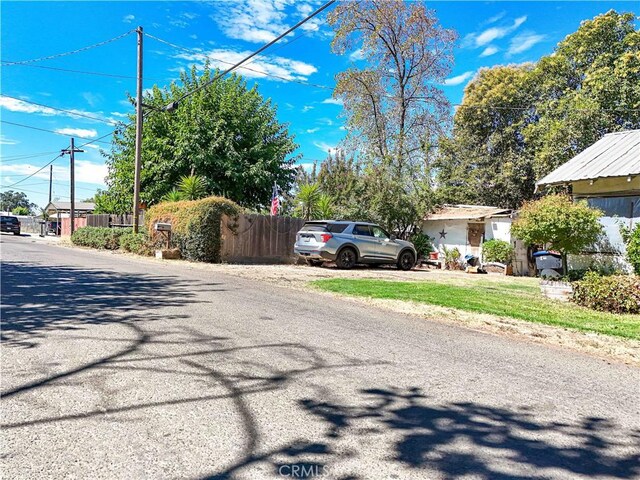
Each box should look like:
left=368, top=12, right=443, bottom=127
left=0, top=62, right=168, bottom=82
left=1, top=95, right=118, bottom=125
left=1, top=151, right=60, bottom=163
left=168, top=0, right=337, bottom=108
left=145, top=33, right=333, bottom=90
left=1, top=154, right=63, bottom=189
left=0, top=121, right=111, bottom=144
left=1, top=30, right=135, bottom=66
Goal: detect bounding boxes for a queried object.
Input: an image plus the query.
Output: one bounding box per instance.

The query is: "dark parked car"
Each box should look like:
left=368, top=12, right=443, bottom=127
left=1, top=216, right=21, bottom=235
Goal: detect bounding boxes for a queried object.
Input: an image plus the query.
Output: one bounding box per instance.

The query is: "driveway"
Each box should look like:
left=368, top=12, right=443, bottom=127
left=2, top=234, right=639, bottom=479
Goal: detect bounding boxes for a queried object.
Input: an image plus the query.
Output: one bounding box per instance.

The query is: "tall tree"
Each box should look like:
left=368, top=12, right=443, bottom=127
left=0, top=191, right=36, bottom=214
left=436, top=10, right=640, bottom=209
left=102, top=65, right=298, bottom=213
left=328, top=0, right=455, bottom=234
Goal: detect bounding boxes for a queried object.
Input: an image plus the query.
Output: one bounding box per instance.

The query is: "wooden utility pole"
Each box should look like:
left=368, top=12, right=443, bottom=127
left=48, top=165, right=53, bottom=204
left=61, top=138, right=83, bottom=235
left=132, top=26, right=144, bottom=233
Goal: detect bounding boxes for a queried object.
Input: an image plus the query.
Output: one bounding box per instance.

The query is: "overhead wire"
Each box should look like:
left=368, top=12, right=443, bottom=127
left=1, top=121, right=112, bottom=144
left=1, top=95, right=118, bottom=125
left=1, top=30, right=135, bottom=66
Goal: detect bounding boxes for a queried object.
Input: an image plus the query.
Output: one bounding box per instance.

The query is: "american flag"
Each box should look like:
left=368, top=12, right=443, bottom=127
left=270, top=183, right=280, bottom=216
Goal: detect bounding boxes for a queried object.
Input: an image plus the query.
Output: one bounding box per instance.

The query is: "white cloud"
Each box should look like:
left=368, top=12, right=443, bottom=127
left=306, top=128, right=319, bottom=133
left=0, top=135, right=19, bottom=145
left=349, top=49, right=366, bottom=61
left=0, top=160, right=107, bottom=186
left=110, top=111, right=130, bottom=118
left=82, top=92, right=102, bottom=107
left=463, top=16, right=527, bottom=48
left=298, top=162, right=316, bottom=173
left=0, top=96, right=114, bottom=124
left=482, top=11, right=506, bottom=26
left=211, top=0, right=294, bottom=44
left=302, top=105, right=314, bottom=113
left=313, top=141, right=338, bottom=155
left=443, top=71, right=474, bottom=86
left=480, top=46, right=499, bottom=57
left=123, top=14, right=135, bottom=23
left=54, top=128, right=98, bottom=138
left=174, top=48, right=317, bottom=82
left=322, top=98, right=343, bottom=106
left=507, top=32, right=546, bottom=55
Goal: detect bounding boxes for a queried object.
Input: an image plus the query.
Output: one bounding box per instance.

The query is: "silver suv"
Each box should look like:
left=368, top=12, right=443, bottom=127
left=294, top=221, right=417, bottom=270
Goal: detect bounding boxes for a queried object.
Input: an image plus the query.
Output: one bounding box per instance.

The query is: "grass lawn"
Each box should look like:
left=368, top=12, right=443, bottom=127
left=311, top=278, right=640, bottom=341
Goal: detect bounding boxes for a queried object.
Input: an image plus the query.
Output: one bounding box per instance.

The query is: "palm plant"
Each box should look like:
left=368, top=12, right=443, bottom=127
left=178, top=175, right=207, bottom=201
left=316, top=194, right=335, bottom=220
left=295, top=183, right=321, bottom=220
left=162, top=189, right=183, bottom=202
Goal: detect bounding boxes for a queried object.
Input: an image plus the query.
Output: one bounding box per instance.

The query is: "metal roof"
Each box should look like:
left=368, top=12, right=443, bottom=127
left=45, top=201, right=96, bottom=212
left=425, top=204, right=512, bottom=221
left=537, top=129, right=640, bottom=187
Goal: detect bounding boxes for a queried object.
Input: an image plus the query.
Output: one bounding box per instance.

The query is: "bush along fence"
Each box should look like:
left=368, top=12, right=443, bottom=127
left=145, top=196, right=241, bottom=263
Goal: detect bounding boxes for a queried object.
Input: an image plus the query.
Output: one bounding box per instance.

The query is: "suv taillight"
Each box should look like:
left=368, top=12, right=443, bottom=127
left=320, top=233, right=332, bottom=243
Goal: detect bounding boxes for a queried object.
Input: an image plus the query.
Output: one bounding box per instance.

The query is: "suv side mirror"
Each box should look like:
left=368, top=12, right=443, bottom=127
left=390, top=234, right=397, bottom=241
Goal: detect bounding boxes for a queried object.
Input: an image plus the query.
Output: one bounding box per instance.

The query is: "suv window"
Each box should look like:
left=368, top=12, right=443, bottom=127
left=302, top=222, right=328, bottom=232
left=1, top=216, right=18, bottom=224
left=371, top=226, right=389, bottom=239
left=353, top=224, right=372, bottom=236
left=327, top=223, right=348, bottom=233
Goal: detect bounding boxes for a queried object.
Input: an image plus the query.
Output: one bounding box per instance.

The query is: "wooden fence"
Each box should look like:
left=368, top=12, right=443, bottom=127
left=86, top=213, right=143, bottom=228
left=220, top=214, right=305, bottom=264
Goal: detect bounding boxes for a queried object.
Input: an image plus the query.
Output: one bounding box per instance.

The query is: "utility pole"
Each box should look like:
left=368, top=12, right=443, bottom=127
left=61, top=138, right=83, bottom=235
left=132, top=25, right=143, bottom=233
left=48, top=165, right=53, bottom=204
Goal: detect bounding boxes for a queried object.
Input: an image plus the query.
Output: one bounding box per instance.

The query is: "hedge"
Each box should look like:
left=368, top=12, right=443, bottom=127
left=625, top=225, right=640, bottom=275
left=120, top=231, right=152, bottom=256
left=482, top=239, right=514, bottom=264
left=145, top=196, right=241, bottom=262
left=572, top=272, right=640, bottom=314
left=71, top=226, right=131, bottom=250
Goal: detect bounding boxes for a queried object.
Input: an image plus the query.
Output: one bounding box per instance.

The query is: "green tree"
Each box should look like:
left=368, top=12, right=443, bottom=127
left=436, top=10, right=639, bottom=208
left=511, top=195, right=604, bottom=274
left=178, top=174, right=207, bottom=201
left=161, top=189, right=183, bottom=203
left=103, top=65, right=298, bottom=212
left=0, top=191, right=36, bottom=214
left=316, top=194, right=335, bottom=220
left=294, top=183, right=321, bottom=220
left=12, top=206, right=31, bottom=216
left=328, top=0, right=455, bottom=233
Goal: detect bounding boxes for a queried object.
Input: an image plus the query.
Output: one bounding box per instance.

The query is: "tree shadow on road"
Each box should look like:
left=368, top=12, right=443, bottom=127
left=1, top=261, right=222, bottom=348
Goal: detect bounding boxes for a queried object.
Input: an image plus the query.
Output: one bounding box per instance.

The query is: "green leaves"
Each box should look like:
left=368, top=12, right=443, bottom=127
left=436, top=10, right=640, bottom=209
left=103, top=66, right=297, bottom=213
left=178, top=175, right=207, bottom=201
left=511, top=195, right=604, bottom=271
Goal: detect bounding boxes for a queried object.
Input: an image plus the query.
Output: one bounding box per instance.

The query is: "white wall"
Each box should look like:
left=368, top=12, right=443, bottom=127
left=484, top=217, right=511, bottom=242
left=423, top=219, right=472, bottom=257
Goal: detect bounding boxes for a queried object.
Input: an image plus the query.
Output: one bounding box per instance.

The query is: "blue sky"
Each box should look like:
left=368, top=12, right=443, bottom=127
left=1, top=0, right=637, bottom=209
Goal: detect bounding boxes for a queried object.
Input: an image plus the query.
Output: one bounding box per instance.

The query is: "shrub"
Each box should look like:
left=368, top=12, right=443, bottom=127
left=511, top=194, right=603, bottom=273
left=71, top=226, right=131, bottom=250
left=409, top=232, right=433, bottom=259
left=621, top=224, right=640, bottom=275
left=443, top=246, right=461, bottom=270
left=120, top=232, right=152, bottom=256
left=482, top=239, right=514, bottom=264
left=572, top=272, right=640, bottom=314
left=145, top=196, right=241, bottom=262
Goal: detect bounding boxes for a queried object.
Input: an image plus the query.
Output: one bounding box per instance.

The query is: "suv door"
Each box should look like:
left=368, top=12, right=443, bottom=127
left=352, top=224, right=379, bottom=258
left=371, top=226, right=400, bottom=259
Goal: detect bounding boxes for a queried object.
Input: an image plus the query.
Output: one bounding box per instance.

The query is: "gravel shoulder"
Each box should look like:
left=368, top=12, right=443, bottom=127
left=53, top=242, right=640, bottom=367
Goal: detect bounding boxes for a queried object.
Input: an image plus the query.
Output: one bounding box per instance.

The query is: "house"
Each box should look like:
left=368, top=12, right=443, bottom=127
left=44, top=201, right=96, bottom=218
left=422, top=204, right=529, bottom=275
left=44, top=201, right=96, bottom=236
left=536, top=129, right=640, bottom=272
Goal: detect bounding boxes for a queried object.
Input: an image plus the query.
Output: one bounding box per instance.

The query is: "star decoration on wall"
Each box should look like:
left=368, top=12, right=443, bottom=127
left=439, top=229, right=447, bottom=239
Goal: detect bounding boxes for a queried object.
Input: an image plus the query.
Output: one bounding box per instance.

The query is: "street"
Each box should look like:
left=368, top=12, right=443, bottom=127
left=1, top=234, right=639, bottom=479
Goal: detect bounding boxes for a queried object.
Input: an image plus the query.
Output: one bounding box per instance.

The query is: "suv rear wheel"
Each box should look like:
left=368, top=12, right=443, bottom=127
left=336, top=247, right=357, bottom=269
left=397, top=250, right=415, bottom=271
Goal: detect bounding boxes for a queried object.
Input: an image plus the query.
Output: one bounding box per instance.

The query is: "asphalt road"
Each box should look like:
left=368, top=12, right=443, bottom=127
left=1, top=234, right=639, bottom=480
